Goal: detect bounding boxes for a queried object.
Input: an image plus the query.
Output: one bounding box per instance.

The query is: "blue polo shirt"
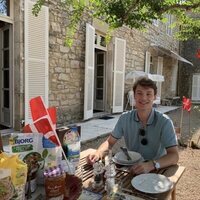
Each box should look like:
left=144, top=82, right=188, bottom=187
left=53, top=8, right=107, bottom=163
left=112, top=109, right=177, bottom=160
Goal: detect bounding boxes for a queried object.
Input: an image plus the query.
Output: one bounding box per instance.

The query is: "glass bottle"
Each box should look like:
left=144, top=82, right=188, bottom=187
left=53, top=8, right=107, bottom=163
left=92, top=161, right=104, bottom=188
left=104, top=150, right=116, bottom=196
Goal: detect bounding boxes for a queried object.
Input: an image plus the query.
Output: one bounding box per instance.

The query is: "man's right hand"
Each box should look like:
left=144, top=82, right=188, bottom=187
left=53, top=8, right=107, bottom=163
left=85, top=135, right=117, bottom=165
left=86, top=151, right=100, bottom=165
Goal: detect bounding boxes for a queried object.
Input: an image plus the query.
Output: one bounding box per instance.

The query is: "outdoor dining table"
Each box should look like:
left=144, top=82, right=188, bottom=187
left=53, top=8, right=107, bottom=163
left=78, top=148, right=185, bottom=200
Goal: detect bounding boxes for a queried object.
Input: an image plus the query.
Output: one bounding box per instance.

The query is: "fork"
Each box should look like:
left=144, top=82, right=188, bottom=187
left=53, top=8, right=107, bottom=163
left=120, top=147, right=132, bottom=160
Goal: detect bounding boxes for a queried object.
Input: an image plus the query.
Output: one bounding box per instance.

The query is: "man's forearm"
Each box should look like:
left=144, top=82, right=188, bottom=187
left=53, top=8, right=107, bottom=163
left=154, top=147, right=179, bottom=170
left=96, top=140, right=111, bottom=158
left=157, top=152, right=179, bottom=167
left=95, top=135, right=118, bottom=159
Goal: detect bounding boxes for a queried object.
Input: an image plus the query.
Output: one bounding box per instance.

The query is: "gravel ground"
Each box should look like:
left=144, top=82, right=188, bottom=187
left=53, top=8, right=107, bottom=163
left=81, top=106, right=200, bottom=200
left=168, top=106, right=200, bottom=200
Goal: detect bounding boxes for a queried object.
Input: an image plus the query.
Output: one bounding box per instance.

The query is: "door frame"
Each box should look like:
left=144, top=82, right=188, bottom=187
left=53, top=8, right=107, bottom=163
left=94, top=50, right=106, bottom=111
left=192, top=74, right=200, bottom=101
left=0, top=24, right=13, bottom=127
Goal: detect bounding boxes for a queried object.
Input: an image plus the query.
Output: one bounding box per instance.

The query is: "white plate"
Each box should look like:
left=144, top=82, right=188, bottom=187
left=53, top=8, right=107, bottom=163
left=112, top=157, right=144, bottom=166
left=114, top=151, right=142, bottom=164
left=131, top=173, right=173, bottom=194
left=112, top=157, right=136, bottom=166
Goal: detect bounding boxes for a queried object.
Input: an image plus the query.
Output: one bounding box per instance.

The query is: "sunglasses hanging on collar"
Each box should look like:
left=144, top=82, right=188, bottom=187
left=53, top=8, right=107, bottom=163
left=139, top=128, right=148, bottom=145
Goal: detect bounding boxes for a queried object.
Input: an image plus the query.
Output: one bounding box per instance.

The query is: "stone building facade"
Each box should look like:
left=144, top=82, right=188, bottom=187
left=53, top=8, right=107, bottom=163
left=0, top=0, right=192, bottom=131
left=178, top=40, right=200, bottom=101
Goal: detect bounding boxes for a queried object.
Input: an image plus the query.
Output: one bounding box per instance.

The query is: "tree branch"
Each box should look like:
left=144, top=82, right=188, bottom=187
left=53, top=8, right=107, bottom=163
left=159, top=2, right=200, bottom=14
left=122, top=0, right=142, bottom=23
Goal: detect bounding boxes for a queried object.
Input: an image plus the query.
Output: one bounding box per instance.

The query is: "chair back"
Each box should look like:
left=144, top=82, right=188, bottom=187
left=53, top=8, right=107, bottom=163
left=153, top=96, right=161, bottom=105
left=127, top=90, right=135, bottom=107
left=174, top=127, right=181, bottom=139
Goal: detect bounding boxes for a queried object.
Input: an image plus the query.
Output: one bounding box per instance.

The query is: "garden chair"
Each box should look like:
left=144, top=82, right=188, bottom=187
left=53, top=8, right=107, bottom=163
left=125, top=90, right=135, bottom=110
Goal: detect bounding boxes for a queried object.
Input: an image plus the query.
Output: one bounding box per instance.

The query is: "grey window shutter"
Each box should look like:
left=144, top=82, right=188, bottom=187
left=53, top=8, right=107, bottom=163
left=112, top=38, right=126, bottom=113
left=145, top=51, right=151, bottom=73
left=192, top=75, right=200, bottom=101
left=84, top=23, right=95, bottom=120
left=24, top=0, right=49, bottom=124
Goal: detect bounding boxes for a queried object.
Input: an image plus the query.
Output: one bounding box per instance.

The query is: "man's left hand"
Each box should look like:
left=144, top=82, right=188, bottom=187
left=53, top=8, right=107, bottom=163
left=130, top=161, right=154, bottom=175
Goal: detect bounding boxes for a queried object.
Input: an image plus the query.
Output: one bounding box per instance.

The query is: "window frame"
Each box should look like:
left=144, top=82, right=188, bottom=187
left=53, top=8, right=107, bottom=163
left=95, top=31, right=107, bottom=51
left=0, top=0, right=13, bottom=24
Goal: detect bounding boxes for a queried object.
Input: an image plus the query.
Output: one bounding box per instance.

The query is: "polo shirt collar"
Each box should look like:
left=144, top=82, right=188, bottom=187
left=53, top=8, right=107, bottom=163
left=134, top=108, right=155, bottom=125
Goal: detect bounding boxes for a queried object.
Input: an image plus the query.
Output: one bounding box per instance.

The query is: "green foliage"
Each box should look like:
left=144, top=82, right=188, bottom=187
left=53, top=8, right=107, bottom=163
left=175, top=13, right=200, bottom=40
left=32, top=0, right=45, bottom=16
left=33, top=0, right=200, bottom=45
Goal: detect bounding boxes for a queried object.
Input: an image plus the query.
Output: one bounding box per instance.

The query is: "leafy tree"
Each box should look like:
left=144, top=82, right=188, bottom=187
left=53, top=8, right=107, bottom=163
left=33, top=0, right=200, bottom=45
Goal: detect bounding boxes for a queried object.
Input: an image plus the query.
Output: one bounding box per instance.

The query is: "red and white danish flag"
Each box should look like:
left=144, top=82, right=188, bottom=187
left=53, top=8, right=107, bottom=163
left=182, top=96, right=192, bottom=112
left=23, top=96, right=59, bottom=146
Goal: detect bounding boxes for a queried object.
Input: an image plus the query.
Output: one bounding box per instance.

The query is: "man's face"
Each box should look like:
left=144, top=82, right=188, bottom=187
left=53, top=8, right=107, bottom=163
left=134, top=85, right=156, bottom=111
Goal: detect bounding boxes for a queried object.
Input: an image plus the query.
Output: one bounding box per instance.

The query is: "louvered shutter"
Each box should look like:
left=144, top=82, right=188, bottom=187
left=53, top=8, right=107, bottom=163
left=112, top=38, right=126, bottom=113
left=145, top=51, right=151, bottom=73
left=24, top=0, right=49, bottom=124
left=171, top=59, right=178, bottom=91
left=157, top=57, right=163, bottom=97
left=84, top=23, right=95, bottom=120
left=192, top=75, right=200, bottom=101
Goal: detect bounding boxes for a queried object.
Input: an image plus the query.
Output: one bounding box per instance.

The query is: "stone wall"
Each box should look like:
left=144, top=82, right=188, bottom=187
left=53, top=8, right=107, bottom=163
left=179, top=40, right=200, bottom=99
left=14, top=0, right=25, bottom=130
left=48, top=1, right=91, bottom=125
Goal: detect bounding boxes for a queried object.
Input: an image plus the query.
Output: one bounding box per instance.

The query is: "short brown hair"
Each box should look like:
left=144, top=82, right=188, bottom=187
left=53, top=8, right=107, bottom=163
left=133, top=76, right=157, bottom=95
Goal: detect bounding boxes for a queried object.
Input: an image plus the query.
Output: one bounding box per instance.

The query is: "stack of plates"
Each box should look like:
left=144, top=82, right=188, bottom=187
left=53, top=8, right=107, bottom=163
left=113, top=151, right=143, bottom=166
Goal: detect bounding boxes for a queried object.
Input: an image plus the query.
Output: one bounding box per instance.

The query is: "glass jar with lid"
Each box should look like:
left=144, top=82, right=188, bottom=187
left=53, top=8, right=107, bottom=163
left=92, top=161, right=104, bottom=188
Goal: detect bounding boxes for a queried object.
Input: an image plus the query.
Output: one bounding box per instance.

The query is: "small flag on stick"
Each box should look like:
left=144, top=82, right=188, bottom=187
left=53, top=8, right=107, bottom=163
left=29, top=96, right=48, bottom=121
left=23, top=96, right=59, bottom=145
left=182, top=96, right=192, bottom=112
left=23, top=96, right=72, bottom=173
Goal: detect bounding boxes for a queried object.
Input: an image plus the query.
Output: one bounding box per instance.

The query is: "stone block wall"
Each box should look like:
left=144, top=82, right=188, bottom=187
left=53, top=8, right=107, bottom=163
left=179, top=40, right=200, bottom=99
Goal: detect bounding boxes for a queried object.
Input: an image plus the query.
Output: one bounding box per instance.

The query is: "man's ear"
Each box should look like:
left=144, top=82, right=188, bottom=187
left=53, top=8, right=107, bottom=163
left=154, top=95, right=156, bottom=100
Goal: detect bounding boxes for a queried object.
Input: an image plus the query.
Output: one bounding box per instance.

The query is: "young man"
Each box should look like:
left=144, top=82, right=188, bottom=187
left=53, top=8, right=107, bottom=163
left=87, top=77, right=179, bottom=174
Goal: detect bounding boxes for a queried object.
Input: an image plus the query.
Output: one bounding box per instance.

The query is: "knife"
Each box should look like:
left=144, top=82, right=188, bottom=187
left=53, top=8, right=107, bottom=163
left=120, top=147, right=132, bottom=160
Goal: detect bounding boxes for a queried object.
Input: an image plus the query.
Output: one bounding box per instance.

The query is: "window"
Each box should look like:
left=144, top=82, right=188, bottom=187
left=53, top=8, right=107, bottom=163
left=171, top=60, right=178, bottom=91
left=0, top=0, right=13, bottom=24
left=0, top=0, right=9, bottom=16
left=95, top=32, right=107, bottom=51
left=149, top=56, right=157, bottom=74
left=192, top=74, right=200, bottom=101
left=100, top=35, right=106, bottom=47
left=166, top=14, right=172, bottom=36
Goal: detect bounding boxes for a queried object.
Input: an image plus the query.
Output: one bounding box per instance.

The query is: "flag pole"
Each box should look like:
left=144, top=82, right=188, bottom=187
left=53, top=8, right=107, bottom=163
left=54, top=132, right=73, bottom=174
left=38, top=117, right=73, bottom=174
left=180, top=107, right=184, bottom=138
left=48, top=123, right=73, bottom=174
left=29, top=96, right=73, bottom=173
left=187, top=111, right=190, bottom=147
left=45, top=112, right=73, bottom=174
